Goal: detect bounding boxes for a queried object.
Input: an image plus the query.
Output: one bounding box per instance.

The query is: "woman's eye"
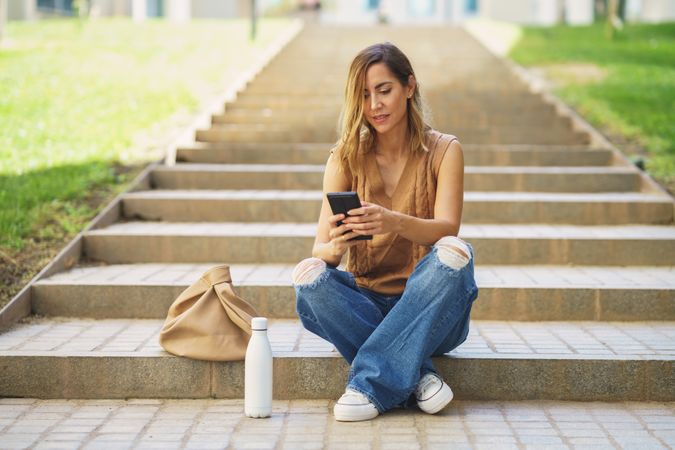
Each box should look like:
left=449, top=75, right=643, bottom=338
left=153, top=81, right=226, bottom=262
left=364, top=90, right=390, bottom=98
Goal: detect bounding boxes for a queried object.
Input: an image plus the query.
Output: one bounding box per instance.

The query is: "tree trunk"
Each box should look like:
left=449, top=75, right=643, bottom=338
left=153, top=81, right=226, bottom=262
left=74, top=0, right=90, bottom=18
left=250, top=0, right=257, bottom=41
left=606, top=0, right=621, bottom=39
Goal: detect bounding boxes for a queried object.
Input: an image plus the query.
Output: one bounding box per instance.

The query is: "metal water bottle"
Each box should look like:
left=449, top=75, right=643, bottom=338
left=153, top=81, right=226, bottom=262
left=244, top=317, right=273, bottom=418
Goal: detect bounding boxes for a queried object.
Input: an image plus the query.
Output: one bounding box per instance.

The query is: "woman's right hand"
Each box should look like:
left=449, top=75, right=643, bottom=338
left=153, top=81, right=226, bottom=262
left=328, top=213, right=362, bottom=256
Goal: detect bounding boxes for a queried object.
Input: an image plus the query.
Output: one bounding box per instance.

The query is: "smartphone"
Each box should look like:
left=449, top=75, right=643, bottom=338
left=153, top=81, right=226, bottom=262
left=326, top=191, right=373, bottom=241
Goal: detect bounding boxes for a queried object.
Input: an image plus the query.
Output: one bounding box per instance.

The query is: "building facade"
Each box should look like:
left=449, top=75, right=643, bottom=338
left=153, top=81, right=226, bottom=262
left=324, top=0, right=674, bottom=25
left=6, top=0, right=675, bottom=23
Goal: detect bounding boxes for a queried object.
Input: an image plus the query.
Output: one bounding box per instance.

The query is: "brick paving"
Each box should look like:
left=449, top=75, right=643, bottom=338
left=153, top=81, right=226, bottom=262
left=1, top=318, right=673, bottom=359
left=0, top=398, right=673, bottom=449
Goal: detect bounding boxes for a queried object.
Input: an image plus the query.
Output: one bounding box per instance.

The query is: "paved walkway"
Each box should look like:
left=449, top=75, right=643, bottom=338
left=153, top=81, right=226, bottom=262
left=1, top=398, right=674, bottom=450
left=2, top=318, right=674, bottom=358
left=37, top=262, right=675, bottom=290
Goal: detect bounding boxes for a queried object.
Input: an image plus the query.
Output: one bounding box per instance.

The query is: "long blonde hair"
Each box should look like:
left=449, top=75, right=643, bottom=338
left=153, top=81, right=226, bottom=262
left=333, top=42, right=430, bottom=176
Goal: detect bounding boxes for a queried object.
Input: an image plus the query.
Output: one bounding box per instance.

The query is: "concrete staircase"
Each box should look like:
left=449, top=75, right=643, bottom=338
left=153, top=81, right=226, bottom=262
left=1, top=25, right=674, bottom=404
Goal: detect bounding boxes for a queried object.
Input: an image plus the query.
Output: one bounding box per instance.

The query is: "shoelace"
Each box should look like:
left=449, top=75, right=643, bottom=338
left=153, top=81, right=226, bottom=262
left=342, top=389, right=369, bottom=403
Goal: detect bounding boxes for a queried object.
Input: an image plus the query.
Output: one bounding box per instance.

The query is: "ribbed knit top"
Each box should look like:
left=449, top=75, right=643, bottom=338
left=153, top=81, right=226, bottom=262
left=330, top=128, right=459, bottom=295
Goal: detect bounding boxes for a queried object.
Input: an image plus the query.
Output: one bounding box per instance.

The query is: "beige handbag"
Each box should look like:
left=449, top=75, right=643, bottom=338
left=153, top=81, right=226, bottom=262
left=159, top=264, right=260, bottom=361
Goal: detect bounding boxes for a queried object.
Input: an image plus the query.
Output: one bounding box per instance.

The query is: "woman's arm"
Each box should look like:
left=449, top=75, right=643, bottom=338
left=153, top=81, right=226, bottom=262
left=345, top=140, right=464, bottom=247
left=394, top=139, right=465, bottom=245
left=312, top=152, right=353, bottom=266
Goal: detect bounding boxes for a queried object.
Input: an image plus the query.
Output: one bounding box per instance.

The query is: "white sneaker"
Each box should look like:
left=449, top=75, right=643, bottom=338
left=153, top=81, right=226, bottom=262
left=333, top=388, right=379, bottom=422
left=415, top=372, right=453, bottom=414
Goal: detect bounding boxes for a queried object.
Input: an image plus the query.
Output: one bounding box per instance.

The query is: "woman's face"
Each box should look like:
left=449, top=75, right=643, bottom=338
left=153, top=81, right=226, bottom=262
left=363, top=62, right=414, bottom=137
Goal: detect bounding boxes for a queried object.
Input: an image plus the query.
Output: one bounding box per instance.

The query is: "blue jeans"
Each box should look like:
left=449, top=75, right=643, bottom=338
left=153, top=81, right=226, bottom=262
left=293, top=240, right=479, bottom=413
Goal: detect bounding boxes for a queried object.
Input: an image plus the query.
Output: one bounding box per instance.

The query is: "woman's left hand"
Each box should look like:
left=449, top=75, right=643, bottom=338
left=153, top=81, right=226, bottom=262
left=343, top=201, right=400, bottom=236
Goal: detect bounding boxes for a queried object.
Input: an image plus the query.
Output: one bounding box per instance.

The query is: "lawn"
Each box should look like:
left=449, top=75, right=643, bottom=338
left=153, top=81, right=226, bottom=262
left=509, top=22, right=675, bottom=191
left=0, top=17, right=294, bottom=307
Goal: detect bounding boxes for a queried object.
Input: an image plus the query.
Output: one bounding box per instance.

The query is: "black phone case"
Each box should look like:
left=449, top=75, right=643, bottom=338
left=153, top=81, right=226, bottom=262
left=327, top=192, right=373, bottom=241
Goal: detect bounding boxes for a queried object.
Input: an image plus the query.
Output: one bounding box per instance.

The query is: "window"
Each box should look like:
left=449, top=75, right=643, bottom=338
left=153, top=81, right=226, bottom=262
left=37, top=0, right=74, bottom=13
left=147, top=0, right=164, bottom=17
left=465, top=0, right=477, bottom=14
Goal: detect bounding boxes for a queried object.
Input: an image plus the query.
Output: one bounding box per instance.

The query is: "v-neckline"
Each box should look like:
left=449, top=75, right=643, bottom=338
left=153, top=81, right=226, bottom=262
left=368, top=149, right=414, bottom=205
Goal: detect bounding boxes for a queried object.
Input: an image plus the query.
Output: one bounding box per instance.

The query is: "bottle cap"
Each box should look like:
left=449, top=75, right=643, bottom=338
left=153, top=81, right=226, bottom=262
left=251, top=317, right=268, bottom=330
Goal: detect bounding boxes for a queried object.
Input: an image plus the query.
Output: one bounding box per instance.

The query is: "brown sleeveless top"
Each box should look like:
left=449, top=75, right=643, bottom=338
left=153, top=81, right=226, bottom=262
left=329, top=128, right=459, bottom=295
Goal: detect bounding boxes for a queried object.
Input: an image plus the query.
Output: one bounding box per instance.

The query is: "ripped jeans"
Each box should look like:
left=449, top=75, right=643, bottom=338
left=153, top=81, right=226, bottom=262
left=291, top=236, right=479, bottom=413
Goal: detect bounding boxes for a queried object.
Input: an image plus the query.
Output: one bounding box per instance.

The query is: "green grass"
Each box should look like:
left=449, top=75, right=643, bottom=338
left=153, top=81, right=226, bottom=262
left=509, top=22, right=675, bottom=185
left=0, top=17, right=293, bottom=250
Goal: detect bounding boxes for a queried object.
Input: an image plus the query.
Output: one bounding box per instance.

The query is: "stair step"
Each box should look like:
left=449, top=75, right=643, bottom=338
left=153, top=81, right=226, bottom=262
left=82, top=222, right=675, bottom=265
left=230, top=95, right=555, bottom=108
left=1, top=318, right=671, bottom=400
left=33, top=264, right=675, bottom=321
left=176, top=142, right=614, bottom=166
left=213, top=110, right=571, bottom=127
left=121, top=190, right=674, bottom=225
left=152, top=164, right=641, bottom=192
left=225, top=104, right=559, bottom=119
left=240, top=84, right=534, bottom=94
left=196, top=125, right=589, bottom=145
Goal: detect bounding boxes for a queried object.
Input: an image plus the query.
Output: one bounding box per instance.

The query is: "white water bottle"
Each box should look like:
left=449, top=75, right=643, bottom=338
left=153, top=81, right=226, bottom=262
left=244, top=317, right=273, bottom=418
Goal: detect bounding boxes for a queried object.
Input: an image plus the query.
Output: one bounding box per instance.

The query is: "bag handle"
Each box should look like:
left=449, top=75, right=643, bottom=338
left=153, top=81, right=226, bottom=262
left=214, top=281, right=257, bottom=334
left=200, top=265, right=232, bottom=286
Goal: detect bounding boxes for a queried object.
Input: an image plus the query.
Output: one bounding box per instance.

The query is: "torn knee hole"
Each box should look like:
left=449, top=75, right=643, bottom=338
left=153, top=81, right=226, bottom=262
left=435, top=236, right=471, bottom=270
left=292, top=257, right=327, bottom=285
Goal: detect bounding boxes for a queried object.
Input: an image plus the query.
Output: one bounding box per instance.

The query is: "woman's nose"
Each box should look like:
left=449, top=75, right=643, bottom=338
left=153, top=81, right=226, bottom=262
left=370, top=95, right=381, bottom=110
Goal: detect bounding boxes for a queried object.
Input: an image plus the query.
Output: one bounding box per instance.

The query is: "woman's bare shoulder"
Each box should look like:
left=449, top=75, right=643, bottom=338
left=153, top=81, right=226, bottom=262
left=326, top=145, right=352, bottom=188
left=431, top=128, right=458, bottom=144
left=426, top=129, right=462, bottom=178
left=424, top=128, right=460, bottom=154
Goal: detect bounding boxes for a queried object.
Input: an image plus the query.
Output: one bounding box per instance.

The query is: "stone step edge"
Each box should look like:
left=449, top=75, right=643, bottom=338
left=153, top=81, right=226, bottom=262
left=178, top=142, right=609, bottom=151
left=0, top=350, right=670, bottom=401
left=31, top=280, right=675, bottom=322
left=122, top=190, right=673, bottom=202
left=84, top=221, right=675, bottom=239
left=153, top=164, right=639, bottom=174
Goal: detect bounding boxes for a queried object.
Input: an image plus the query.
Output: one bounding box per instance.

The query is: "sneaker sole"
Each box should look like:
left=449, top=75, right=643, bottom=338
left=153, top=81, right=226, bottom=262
left=333, top=404, right=379, bottom=422
left=417, top=382, right=453, bottom=414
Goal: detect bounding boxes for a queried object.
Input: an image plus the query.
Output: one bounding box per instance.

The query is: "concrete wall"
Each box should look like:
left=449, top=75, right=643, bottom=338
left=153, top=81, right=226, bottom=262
left=7, top=0, right=252, bottom=19
left=325, top=0, right=580, bottom=25
left=166, top=0, right=190, bottom=22
left=565, top=0, right=593, bottom=25
left=191, top=0, right=241, bottom=18
left=480, top=0, right=560, bottom=25
left=7, top=0, right=675, bottom=23
left=8, top=0, right=37, bottom=20
left=630, top=0, right=675, bottom=22
left=89, top=0, right=131, bottom=16
left=384, top=0, right=446, bottom=24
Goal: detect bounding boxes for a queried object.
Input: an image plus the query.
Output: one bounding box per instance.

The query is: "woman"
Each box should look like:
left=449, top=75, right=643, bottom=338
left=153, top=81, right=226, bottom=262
left=291, top=42, right=479, bottom=422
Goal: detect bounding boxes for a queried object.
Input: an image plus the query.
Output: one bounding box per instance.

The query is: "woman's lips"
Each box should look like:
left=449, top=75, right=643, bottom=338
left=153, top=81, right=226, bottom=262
left=373, top=114, right=389, bottom=124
